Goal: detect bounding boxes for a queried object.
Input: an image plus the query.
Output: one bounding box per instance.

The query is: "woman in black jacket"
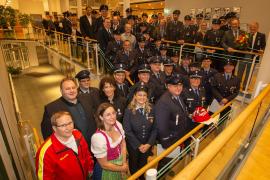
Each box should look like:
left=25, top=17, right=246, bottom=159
left=123, top=84, right=157, bottom=179
left=99, top=76, right=127, bottom=123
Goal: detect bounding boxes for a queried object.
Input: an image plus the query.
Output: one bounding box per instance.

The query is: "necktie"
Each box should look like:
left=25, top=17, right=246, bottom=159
left=156, top=73, right=160, bottom=79
left=226, top=74, right=230, bottom=81
left=138, top=108, right=144, bottom=115
left=120, top=84, right=125, bottom=96
left=205, top=70, right=208, bottom=75
left=194, top=89, right=199, bottom=97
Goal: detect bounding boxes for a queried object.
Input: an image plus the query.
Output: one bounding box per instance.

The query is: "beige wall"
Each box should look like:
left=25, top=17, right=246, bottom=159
left=165, top=0, right=270, bottom=34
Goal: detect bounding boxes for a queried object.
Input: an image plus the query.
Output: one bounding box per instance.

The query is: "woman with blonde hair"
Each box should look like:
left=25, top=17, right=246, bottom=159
left=123, top=84, right=157, bottom=179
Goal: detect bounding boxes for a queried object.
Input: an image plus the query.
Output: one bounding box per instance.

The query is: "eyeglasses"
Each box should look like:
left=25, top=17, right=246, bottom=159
left=55, top=121, right=73, bottom=128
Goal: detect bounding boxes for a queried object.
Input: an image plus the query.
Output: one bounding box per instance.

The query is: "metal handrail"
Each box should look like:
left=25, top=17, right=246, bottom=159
left=128, top=101, right=233, bottom=180
left=174, top=84, right=270, bottom=179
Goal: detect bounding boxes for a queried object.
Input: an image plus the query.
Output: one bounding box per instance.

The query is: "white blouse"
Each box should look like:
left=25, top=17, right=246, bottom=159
left=91, top=121, right=125, bottom=158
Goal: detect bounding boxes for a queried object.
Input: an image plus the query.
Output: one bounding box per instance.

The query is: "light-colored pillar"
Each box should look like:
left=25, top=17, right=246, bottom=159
left=123, top=0, right=130, bottom=17
left=253, top=32, right=270, bottom=97
left=60, top=0, right=69, bottom=13
left=77, top=0, right=82, bottom=17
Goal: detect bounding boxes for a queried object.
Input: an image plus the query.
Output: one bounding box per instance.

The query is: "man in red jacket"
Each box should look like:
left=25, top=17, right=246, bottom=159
left=36, top=111, right=94, bottom=180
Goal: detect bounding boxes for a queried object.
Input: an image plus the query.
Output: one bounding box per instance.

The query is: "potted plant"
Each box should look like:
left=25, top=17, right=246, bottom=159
left=7, top=65, right=22, bottom=77
left=0, top=6, right=16, bottom=38
left=18, top=13, right=31, bottom=38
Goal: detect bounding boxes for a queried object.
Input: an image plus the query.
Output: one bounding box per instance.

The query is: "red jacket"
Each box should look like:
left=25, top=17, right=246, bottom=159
left=36, top=129, right=94, bottom=180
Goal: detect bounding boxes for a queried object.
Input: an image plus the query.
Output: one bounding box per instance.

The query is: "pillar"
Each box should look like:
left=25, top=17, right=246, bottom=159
left=253, top=32, right=270, bottom=97
left=123, top=0, right=130, bottom=17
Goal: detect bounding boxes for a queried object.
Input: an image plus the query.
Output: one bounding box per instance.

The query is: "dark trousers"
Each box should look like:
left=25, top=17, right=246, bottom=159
left=127, top=143, right=151, bottom=180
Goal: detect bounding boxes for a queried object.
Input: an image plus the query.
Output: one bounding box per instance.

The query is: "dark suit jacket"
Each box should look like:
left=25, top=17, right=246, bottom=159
left=155, top=91, right=190, bottom=148
left=165, top=20, right=183, bottom=41
left=248, top=32, right=266, bottom=52
left=211, top=73, right=240, bottom=102
left=116, top=82, right=130, bottom=98
left=105, top=40, right=123, bottom=62
left=221, top=29, right=246, bottom=50
left=123, top=106, right=157, bottom=150
left=149, top=71, right=166, bottom=101
left=113, top=50, right=136, bottom=73
left=41, top=95, right=96, bottom=145
left=97, top=26, right=114, bottom=52
left=79, top=15, right=96, bottom=39
left=61, top=17, right=72, bottom=35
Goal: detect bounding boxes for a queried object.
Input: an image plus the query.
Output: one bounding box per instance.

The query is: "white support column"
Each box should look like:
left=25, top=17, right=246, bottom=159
left=123, top=0, right=130, bottom=17
left=77, top=0, right=82, bottom=18
left=253, top=32, right=270, bottom=98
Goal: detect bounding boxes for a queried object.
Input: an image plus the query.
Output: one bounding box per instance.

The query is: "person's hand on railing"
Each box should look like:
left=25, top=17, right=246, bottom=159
left=177, top=40, right=185, bottom=44
left=139, top=144, right=151, bottom=153
left=85, top=36, right=91, bottom=41
left=206, top=49, right=216, bottom=53
left=227, top=47, right=236, bottom=52
left=220, top=98, right=229, bottom=105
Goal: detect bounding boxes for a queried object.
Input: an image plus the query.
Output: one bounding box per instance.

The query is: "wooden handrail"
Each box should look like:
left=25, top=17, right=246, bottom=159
left=128, top=101, right=233, bottom=180
left=162, top=40, right=262, bottom=56
left=174, top=84, right=270, bottom=180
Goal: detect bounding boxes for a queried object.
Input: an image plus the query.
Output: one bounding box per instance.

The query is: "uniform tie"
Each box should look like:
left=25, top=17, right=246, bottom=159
left=138, top=108, right=144, bottom=115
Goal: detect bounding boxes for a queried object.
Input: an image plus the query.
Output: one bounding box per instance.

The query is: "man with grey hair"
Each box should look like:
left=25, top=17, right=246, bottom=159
left=238, top=21, right=266, bottom=89
left=121, top=23, right=136, bottom=49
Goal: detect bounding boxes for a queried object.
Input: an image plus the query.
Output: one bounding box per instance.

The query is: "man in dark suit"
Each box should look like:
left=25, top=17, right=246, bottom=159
left=155, top=75, right=190, bottom=149
left=211, top=59, right=240, bottom=106
left=221, top=18, right=247, bottom=66
left=105, top=29, right=123, bottom=63
left=165, top=10, right=183, bottom=42
left=95, top=4, right=109, bottom=33
left=238, top=22, right=266, bottom=89
left=97, top=17, right=113, bottom=52
left=111, top=15, right=121, bottom=32
left=79, top=6, right=96, bottom=40
left=200, top=55, right=218, bottom=105
left=113, top=40, right=137, bottom=77
left=61, top=11, right=72, bottom=39
left=149, top=56, right=166, bottom=102
left=41, top=78, right=97, bottom=146
left=113, top=64, right=130, bottom=98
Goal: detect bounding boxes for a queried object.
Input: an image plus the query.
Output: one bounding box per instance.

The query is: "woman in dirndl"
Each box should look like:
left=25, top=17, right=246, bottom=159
left=91, top=102, right=128, bottom=180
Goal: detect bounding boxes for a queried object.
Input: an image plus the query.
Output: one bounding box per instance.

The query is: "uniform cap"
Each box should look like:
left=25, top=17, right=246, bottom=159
left=192, top=107, right=211, bottom=122
left=127, top=15, right=135, bottom=20
left=149, top=56, right=162, bottom=64
left=182, top=53, right=193, bottom=60
left=219, top=16, right=226, bottom=20
left=142, top=13, right=148, bottom=18
left=138, top=63, right=151, bottom=73
left=151, top=14, right=158, bottom=19
left=138, top=36, right=146, bottom=43
left=113, top=11, right=120, bottom=16
left=189, top=70, right=202, bottom=78
left=184, top=15, right=192, bottom=20
left=160, top=44, right=168, bottom=50
left=202, top=54, right=212, bottom=60
left=224, top=58, right=234, bottom=66
left=196, top=13, right=204, bottom=19
left=99, top=4, right=108, bottom=11
left=212, top=19, right=221, bottom=24
left=163, top=58, right=174, bottom=66
left=134, top=83, right=148, bottom=94
left=113, top=64, right=126, bottom=73
left=75, top=70, right=90, bottom=80
left=166, top=74, right=183, bottom=85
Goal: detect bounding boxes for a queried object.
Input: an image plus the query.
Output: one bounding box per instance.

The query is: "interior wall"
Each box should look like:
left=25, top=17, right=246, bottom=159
left=165, top=0, right=270, bottom=34
left=18, top=0, right=44, bottom=15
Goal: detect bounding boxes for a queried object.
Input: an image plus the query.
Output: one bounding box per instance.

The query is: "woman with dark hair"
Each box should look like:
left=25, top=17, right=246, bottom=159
left=123, top=84, right=157, bottom=179
left=99, top=76, right=127, bottom=123
left=91, top=103, right=128, bottom=180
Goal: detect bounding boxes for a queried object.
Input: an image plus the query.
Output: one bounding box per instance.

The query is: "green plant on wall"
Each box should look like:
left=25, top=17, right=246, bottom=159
left=0, top=5, right=16, bottom=28
left=18, top=13, right=31, bottom=28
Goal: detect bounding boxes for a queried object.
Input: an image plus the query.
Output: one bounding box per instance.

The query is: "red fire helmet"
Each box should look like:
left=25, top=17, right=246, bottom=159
left=192, top=106, right=211, bottom=122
